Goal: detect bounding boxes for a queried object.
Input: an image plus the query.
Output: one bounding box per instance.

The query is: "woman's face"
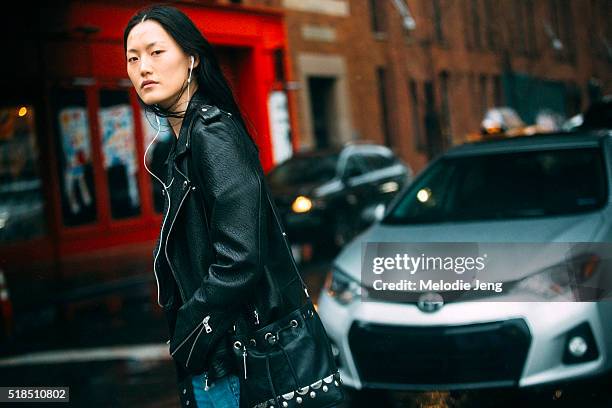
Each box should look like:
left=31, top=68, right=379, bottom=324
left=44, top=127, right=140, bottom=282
left=126, top=20, right=195, bottom=109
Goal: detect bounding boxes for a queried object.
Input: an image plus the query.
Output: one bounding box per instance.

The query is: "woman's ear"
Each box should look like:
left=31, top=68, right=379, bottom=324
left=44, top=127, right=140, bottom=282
left=192, top=55, right=200, bottom=70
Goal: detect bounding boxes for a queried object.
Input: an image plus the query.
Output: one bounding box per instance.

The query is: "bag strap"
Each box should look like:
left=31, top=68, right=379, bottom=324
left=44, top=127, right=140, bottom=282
left=186, top=146, right=311, bottom=301
left=260, top=178, right=311, bottom=300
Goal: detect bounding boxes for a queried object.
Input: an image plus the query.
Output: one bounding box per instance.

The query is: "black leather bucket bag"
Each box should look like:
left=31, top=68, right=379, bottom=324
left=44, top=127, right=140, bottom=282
left=187, top=147, right=345, bottom=407
left=230, top=189, right=345, bottom=408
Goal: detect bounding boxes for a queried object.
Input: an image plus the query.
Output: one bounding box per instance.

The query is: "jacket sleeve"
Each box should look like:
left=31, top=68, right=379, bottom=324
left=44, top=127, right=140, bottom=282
left=179, top=112, right=266, bottom=317
left=191, top=113, right=267, bottom=306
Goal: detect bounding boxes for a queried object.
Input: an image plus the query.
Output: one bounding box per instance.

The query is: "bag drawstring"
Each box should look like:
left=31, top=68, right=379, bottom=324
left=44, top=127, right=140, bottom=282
left=262, top=325, right=302, bottom=405
left=265, top=354, right=280, bottom=405
left=277, top=336, right=301, bottom=391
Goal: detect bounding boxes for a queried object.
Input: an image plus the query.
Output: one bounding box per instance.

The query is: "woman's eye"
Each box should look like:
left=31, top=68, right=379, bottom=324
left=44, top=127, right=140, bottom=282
left=128, top=57, right=137, bottom=63
left=152, top=50, right=164, bottom=56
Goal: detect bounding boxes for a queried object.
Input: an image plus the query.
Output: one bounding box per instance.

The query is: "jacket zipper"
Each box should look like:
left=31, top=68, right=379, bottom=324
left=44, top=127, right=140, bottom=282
left=164, top=186, right=191, bottom=303
left=152, top=179, right=175, bottom=307
left=171, top=314, right=212, bottom=357
left=185, top=327, right=205, bottom=368
left=185, top=315, right=213, bottom=368
left=253, top=308, right=260, bottom=325
left=171, top=320, right=203, bottom=356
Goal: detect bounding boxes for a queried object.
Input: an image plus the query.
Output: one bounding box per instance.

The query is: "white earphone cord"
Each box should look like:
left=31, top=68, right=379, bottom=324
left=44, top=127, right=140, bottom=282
left=187, top=56, right=193, bottom=101
left=143, top=114, right=174, bottom=190
left=143, top=56, right=192, bottom=190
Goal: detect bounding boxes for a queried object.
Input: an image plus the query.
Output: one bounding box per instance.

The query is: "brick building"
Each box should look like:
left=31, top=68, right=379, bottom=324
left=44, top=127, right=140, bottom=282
left=220, top=0, right=611, bottom=173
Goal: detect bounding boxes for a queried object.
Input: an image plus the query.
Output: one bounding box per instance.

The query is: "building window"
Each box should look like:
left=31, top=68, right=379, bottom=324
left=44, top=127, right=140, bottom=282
left=471, top=0, right=482, bottom=49
left=50, top=87, right=98, bottom=227
left=377, top=67, right=392, bottom=147
left=591, top=0, right=611, bottom=61
left=409, top=79, right=424, bottom=151
left=0, top=105, right=47, bottom=242
left=511, top=0, right=538, bottom=56
left=483, top=0, right=497, bottom=51
left=559, top=0, right=576, bottom=59
left=493, top=75, right=503, bottom=106
left=369, top=0, right=386, bottom=34
left=525, top=0, right=537, bottom=56
left=97, top=89, right=141, bottom=219
left=432, top=0, right=445, bottom=44
left=479, top=74, right=488, bottom=115
left=424, top=80, right=443, bottom=159
left=273, top=48, right=286, bottom=82
left=549, top=0, right=576, bottom=61
left=514, top=1, right=527, bottom=54
left=439, top=71, right=452, bottom=146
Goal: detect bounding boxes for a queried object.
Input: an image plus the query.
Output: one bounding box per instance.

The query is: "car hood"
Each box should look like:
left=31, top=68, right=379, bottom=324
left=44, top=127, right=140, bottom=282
left=335, top=211, right=607, bottom=283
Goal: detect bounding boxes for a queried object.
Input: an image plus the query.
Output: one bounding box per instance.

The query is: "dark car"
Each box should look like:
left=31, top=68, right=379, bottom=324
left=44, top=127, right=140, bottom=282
left=266, top=142, right=412, bottom=259
left=580, top=95, right=612, bottom=130
left=564, top=95, right=612, bottom=131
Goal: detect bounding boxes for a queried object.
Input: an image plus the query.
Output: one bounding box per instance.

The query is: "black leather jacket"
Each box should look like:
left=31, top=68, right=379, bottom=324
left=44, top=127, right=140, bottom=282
left=152, top=92, right=308, bottom=408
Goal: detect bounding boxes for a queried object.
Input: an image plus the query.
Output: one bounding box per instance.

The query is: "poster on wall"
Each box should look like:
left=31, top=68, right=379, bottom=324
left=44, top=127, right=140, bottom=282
left=268, top=90, right=293, bottom=166
left=58, top=107, right=93, bottom=214
left=98, top=104, right=139, bottom=208
left=99, top=105, right=135, bottom=168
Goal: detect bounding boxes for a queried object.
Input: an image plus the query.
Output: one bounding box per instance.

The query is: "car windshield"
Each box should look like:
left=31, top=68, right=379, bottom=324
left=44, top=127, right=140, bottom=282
left=384, top=147, right=608, bottom=224
left=268, top=153, right=340, bottom=185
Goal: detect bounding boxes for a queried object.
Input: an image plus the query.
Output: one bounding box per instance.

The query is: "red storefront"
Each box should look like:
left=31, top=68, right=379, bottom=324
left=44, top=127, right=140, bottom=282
left=0, top=2, right=297, bottom=337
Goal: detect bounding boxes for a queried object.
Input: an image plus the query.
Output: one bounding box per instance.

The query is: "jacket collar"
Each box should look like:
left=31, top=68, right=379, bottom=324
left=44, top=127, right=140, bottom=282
left=167, top=92, right=212, bottom=162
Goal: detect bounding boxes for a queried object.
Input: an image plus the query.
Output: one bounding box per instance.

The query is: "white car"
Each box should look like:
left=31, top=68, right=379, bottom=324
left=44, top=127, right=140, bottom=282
left=318, top=130, right=612, bottom=392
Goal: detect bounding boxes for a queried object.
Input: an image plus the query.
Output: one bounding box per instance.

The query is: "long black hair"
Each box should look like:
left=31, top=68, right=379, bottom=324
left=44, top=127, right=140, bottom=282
left=123, top=4, right=258, bottom=152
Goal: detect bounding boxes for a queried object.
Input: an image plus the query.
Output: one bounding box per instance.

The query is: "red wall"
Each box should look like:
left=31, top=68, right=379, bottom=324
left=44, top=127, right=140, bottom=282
left=0, top=2, right=295, bottom=321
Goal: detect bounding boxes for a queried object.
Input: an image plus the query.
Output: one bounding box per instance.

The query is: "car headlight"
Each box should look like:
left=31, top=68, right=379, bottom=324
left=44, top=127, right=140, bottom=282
left=291, top=196, right=312, bottom=213
left=323, top=265, right=365, bottom=305
left=509, top=254, right=600, bottom=300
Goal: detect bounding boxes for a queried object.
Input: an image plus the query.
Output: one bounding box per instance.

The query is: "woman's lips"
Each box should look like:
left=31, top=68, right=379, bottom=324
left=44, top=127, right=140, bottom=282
left=142, top=82, right=157, bottom=89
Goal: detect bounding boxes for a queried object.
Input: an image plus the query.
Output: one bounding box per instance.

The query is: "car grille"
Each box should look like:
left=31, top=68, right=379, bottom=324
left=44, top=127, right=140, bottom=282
left=348, top=318, right=531, bottom=389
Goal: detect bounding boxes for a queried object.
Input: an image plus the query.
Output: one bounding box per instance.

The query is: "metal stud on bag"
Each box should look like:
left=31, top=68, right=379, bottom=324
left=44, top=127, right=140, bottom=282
left=250, top=372, right=343, bottom=408
left=265, top=332, right=277, bottom=345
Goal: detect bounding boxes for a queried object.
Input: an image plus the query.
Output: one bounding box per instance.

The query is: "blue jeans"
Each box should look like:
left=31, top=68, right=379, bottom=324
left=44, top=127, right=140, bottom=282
left=191, top=371, right=241, bottom=408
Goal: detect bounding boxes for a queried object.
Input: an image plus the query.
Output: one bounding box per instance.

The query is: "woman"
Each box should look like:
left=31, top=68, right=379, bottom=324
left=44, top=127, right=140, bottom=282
left=124, top=5, right=267, bottom=408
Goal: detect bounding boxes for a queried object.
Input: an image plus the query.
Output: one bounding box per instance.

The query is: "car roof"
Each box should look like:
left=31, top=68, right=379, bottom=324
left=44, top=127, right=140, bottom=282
left=289, top=147, right=343, bottom=159
left=445, top=129, right=611, bottom=158
left=289, top=142, right=393, bottom=159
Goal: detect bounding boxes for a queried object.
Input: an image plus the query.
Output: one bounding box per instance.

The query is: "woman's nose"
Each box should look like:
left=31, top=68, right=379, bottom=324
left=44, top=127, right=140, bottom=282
left=139, top=57, right=153, bottom=75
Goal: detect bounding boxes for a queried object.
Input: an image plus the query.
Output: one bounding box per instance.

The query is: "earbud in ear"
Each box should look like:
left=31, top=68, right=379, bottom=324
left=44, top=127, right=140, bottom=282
left=188, top=56, right=194, bottom=84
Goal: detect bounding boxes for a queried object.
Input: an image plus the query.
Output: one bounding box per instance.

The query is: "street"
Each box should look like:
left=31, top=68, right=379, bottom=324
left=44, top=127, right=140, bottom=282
left=0, top=258, right=610, bottom=407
